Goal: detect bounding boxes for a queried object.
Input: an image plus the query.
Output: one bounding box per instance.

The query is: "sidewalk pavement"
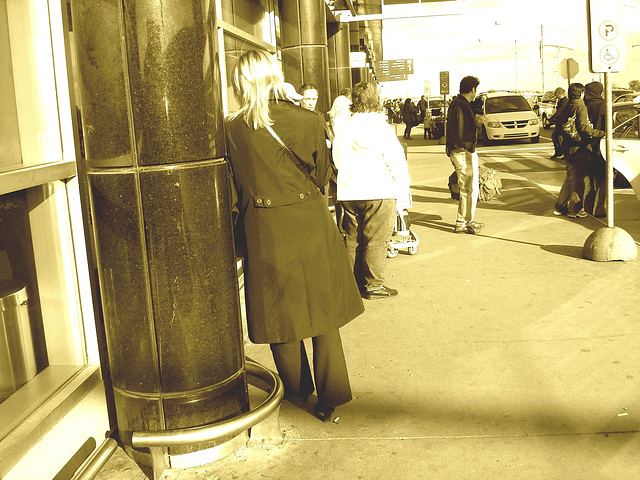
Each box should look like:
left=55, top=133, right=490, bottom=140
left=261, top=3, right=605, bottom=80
left=97, top=141, right=640, bottom=480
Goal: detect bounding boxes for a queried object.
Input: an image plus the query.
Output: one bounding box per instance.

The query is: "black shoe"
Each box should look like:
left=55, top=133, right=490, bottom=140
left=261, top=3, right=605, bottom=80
left=315, top=404, right=335, bottom=422
left=363, top=285, right=398, bottom=299
left=550, top=154, right=560, bottom=159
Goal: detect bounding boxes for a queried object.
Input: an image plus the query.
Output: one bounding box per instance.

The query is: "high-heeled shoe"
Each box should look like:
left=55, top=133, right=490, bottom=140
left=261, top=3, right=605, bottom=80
left=315, top=404, right=335, bottom=422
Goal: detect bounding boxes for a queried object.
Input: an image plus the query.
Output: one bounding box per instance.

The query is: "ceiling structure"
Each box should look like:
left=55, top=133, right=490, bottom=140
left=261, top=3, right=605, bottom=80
left=331, top=0, right=460, bottom=76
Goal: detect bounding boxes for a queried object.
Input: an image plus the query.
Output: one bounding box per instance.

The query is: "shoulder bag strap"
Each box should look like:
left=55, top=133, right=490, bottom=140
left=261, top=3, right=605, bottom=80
left=264, top=125, right=317, bottom=187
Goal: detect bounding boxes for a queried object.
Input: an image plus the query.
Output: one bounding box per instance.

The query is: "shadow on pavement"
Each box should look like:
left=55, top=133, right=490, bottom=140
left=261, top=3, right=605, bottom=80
left=541, top=244, right=585, bottom=259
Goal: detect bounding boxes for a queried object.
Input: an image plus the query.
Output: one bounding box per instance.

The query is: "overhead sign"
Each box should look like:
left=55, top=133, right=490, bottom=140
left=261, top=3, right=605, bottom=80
left=559, top=58, right=579, bottom=79
left=587, top=0, right=626, bottom=73
left=440, top=71, right=449, bottom=95
left=375, top=59, right=413, bottom=81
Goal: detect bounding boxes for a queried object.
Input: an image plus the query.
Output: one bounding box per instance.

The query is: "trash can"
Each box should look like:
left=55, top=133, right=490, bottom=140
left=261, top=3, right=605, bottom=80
left=0, top=279, right=37, bottom=399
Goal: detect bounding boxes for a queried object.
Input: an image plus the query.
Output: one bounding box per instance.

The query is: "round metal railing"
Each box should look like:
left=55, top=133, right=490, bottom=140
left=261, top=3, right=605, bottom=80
left=132, top=360, right=283, bottom=448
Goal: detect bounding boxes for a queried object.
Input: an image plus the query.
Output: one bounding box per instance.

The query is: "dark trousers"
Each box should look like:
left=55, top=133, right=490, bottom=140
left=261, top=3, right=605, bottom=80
left=555, top=150, right=590, bottom=214
left=340, top=198, right=396, bottom=292
left=551, top=127, right=564, bottom=156
left=270, top=328, right=352, bottom=408
left=403, top=122, right=417, bottom=138
left=584, top=153, right=607, bottom=217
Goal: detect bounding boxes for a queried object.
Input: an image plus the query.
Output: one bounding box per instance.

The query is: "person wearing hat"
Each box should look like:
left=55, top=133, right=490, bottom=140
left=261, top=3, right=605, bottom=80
left=583, top=81, right=607, bottom=217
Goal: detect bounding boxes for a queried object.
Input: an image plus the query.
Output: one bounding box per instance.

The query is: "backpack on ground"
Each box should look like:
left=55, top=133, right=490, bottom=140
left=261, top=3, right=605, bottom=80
left=448, top=168, right=502, bottom=202
left=478, top=167, right=502, bottom=201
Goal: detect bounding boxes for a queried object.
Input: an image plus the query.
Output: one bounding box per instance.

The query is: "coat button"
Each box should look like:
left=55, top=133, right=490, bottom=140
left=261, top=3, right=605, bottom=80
left=265, top=199, right=272, bottom=206
left=306, top=190, right=312, bottom=195
left=299, top=193, right=305, bottom=199
left=256, top=198, right=263, bottom=204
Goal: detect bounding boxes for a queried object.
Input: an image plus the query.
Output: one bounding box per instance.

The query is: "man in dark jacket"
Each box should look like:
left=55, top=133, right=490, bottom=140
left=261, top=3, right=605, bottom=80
left=548, top=87, right=569, bottom=159
left=446, top=75, right=483, bottom=234
left=583, top=81, right=607, bottom=217
left=553, top=83, right=605, bottom=218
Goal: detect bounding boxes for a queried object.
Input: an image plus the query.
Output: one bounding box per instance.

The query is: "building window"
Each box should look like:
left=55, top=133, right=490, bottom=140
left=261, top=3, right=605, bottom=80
left=0, top=1, right=100, bottom=474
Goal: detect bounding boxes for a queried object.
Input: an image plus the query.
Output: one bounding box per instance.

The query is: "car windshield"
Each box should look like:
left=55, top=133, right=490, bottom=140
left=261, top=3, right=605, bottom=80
left=485, top=96, right=532, bottom=114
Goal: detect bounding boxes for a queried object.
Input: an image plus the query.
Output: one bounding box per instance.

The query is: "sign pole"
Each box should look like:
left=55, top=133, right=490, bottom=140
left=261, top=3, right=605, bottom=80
left=582, top=0, right=637, bottom=261
left=604, top=72, right=614, bottom=228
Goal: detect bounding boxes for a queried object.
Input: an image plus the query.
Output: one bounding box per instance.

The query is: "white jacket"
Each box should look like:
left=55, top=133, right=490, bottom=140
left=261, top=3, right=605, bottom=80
left=332, top=112, right=411, bottom=202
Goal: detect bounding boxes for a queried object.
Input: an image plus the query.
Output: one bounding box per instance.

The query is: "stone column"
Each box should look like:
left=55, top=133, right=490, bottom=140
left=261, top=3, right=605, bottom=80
left=328, top=22, right=352, bottom=100
left=349, top=22, right=364, bottom=86
left=70, top=0, right=247, bottom=466
left=280, top=0, right=331, bottom=116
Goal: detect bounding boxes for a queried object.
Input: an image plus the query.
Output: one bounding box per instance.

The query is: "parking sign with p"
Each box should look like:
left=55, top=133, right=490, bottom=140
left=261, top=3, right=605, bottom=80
left=587, top=0, right=626, bottom=73
left=440, top=71, right=449, bottom=95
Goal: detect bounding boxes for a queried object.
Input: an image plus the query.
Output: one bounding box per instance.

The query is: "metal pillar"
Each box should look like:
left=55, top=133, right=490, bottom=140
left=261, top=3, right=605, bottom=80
left=69, top=0, right=248, bottom=467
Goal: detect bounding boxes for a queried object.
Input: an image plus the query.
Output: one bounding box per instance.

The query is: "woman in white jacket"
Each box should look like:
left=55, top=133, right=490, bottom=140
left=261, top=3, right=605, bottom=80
left=332, top=82, right=411, bottom=299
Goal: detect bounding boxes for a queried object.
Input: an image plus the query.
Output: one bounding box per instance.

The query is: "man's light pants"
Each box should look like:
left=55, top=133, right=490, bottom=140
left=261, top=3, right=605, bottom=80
left=449, top=150, right=479, bottom=226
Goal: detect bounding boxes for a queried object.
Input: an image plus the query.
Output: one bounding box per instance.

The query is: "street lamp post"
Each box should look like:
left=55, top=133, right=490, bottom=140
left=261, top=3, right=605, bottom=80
left=540, top=24, right=574, bottom=91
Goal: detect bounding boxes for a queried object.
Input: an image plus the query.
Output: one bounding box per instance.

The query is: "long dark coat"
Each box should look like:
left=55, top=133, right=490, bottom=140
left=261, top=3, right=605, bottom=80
left=402, top=99, right=418, bottom=125
left=225, top=100, right=364, bottom=344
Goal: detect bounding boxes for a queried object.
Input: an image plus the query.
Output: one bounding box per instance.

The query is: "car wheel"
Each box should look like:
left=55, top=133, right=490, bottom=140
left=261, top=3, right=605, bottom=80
left=542, top=114, right=550, bottom=129
left=482, top=126, right=493, bottom=146
left=531, top=135, right=540, bottom=143
left=387, top=247, right=398, bottom=258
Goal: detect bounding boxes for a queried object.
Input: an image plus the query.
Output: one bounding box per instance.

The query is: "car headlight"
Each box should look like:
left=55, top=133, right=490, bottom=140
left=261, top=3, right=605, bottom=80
left=487, top=122, right=501, bottom=128
left=529, top=118, right=539, bottom=125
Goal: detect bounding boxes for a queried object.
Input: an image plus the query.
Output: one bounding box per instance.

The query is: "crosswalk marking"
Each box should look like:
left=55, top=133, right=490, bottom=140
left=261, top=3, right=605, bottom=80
left=479, top=150, right=565, bottom=173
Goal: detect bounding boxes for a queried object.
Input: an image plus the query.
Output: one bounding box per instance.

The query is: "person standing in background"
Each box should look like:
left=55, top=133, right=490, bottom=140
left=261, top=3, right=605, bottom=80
left=549, top=87, right=569, bottom=159
left=446, top=75, right=483, bottom=234
left=300, top=83, right=320, bottom=112
left=332, top=81, right=411, bottom=299
left=553, top=83, right=605, bottom=218
left=583, top=81, right=607, bottom=218
left=402, top=98, right=419, bottom=139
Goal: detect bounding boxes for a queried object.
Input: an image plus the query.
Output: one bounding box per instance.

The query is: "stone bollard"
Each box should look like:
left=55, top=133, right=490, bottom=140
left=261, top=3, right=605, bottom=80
left=582, top=226, right=638, bottom=262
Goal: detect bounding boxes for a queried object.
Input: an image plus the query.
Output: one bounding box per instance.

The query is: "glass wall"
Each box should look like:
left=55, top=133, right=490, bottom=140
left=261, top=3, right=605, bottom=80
left=0, top=1, right=102, bottom=476
left=218, top=0, right=279, bottom=114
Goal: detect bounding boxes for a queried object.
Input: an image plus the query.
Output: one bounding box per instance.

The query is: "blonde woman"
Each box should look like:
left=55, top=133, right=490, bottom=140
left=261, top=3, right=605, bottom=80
left=225, top=50, right=364, bottom=421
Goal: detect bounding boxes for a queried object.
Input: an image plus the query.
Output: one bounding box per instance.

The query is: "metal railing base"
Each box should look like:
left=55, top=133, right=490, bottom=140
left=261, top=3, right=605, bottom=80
left=131, top=359, right=284, bottom=480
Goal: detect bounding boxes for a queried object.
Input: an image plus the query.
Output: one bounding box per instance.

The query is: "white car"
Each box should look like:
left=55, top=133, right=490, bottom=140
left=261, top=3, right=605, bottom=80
left=474, top=92, right=540, bottom=145
left=612, top=138, right=640, bottom=200
left=612, top=115, right=640, bottom=200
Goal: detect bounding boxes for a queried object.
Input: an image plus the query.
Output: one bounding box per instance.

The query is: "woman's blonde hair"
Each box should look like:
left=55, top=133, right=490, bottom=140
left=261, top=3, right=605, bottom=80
left=230, top=50, right=287, bottom=129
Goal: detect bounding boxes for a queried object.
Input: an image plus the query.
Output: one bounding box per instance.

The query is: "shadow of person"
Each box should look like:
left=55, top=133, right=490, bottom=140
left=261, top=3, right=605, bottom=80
left=541, top=244, right=584, bottom=259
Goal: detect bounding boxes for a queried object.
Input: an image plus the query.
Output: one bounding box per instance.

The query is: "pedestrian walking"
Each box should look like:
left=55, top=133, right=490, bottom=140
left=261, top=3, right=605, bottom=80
left=225, top=50, right=364, bottom=422
left=402, top=98, right=419, bottom=139
left=446, top=75, right=483, bottom=234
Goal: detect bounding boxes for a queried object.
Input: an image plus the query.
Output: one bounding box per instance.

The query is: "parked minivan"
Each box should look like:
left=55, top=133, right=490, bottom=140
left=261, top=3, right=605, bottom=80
left=473, top=92, right=540, bottom=145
